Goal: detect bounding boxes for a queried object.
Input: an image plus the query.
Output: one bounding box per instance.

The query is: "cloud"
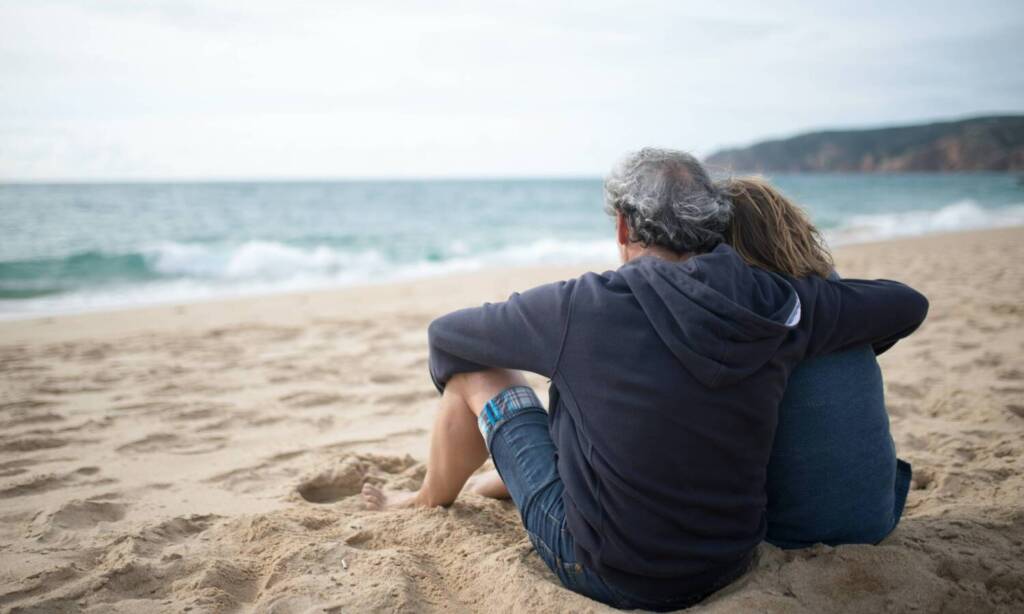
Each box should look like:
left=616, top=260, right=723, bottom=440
left=1, top=0, right=1022, bottom=179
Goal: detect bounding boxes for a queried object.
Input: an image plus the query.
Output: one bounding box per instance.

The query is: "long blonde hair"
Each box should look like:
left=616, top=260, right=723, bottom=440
left=718, top=177, right=834, bottom=278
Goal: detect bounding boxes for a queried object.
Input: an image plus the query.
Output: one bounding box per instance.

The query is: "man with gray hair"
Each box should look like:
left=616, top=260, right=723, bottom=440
left=364, top=148, right=928, bottom=610
left=604, top=147, right=732, bottom=257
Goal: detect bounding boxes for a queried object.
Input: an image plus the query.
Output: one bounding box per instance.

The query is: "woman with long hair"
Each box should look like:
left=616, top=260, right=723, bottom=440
left=719, top=176, right=911, bottom=547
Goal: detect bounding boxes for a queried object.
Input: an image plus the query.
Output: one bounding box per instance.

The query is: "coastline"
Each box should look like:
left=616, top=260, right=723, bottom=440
left=2, top=225, right=1020, bottom=340
left=1, top=226, right=1022, bottom=612
left=3, top=185, right=1023, bottom=323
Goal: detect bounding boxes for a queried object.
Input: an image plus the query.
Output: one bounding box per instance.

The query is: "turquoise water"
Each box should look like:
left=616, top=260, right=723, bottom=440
left=1, top=174, right=1022, bottom=317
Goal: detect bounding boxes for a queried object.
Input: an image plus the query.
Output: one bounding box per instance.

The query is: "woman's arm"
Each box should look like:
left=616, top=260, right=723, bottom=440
left=803, top=277, right=929, bottom=358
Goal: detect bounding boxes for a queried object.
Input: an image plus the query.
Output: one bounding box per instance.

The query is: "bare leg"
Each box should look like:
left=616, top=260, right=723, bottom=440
left=362, top=368, right=527, bottom=509
left=465, top=469, right=511, bottom=500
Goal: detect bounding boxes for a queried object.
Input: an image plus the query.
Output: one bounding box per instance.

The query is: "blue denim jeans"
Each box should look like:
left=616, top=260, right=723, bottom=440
left=767, top=347, right=912, bottom=549
left=479, top=386, right=716, bottom=611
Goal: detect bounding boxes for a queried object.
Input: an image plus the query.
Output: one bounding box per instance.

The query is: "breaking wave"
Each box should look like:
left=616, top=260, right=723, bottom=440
left=0, top=238, right=618, bottom=317
left=826, top=200, right=1024, bottom=245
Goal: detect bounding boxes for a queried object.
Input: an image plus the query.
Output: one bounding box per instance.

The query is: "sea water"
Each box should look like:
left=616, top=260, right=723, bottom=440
left=1, top=173, right=1022, bottom=318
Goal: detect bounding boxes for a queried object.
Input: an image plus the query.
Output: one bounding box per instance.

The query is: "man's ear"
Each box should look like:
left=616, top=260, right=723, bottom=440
left=616, top=212, right=630, bottom=246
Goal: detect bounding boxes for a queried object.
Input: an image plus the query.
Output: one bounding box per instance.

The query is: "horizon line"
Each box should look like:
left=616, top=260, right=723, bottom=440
left=4, top=111, right=1022, bottom=185
left=0, top=173, right=610, bottom=185
left=3, top=169, right=1022, bottom=185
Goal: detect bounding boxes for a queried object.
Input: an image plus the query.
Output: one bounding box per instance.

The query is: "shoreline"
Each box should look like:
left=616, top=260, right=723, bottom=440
left=1, top=225, right=1022, bottom=612
left=1, top=225, right=1020, bottom=339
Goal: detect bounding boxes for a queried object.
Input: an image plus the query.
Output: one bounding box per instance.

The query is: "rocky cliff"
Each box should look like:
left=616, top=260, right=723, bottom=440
left=705, top=115, right=1024, bottom=172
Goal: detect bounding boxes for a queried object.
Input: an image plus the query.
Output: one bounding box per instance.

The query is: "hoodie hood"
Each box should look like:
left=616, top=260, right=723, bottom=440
left=618, top=243, right=801, bottom=388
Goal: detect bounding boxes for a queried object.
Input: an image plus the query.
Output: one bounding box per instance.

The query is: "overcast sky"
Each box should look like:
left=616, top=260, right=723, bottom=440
left=1, top=0, right=1022, bottom=180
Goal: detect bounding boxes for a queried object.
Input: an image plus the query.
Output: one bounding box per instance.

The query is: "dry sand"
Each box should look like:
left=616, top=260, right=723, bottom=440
left=1, top=227, right=1022, bottom=613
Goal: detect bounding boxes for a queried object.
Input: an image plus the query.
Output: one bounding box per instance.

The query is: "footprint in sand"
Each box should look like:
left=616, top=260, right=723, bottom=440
left=0, top=400, right=66, bottom=429
left=111, top=400, right=182, bottom=415
left=0, top=411, right=65, bottom=429
left=27, top=514, right=224, bottom=608
left=0, top=399, right=58, bottom=412
left=188, top=558, right=263, bottom=604
left=0, top=466, right=110, bottom=498
left=117, top=432, right=227, bottom=455
left=167, top=403, right=228, bottom=423
left=989, top=302, right=1024, bottom=316
left=375, top=390, right=436, bottom=405
left=35, top=494, right=128, bottom=542
left=296, top=454, right=420, bottom=504
left=33, top=381, right=108, bottom=395
left=206, top=325, right=301, bottom=344
left=886, top=382, right=925, bottom=400
left=135, top=514, right=220, bottom=552
left=901, top=433, right=931, bottom=452
left=117, top=433, right=178, bottom=454
left=203, top=449, right=309, bottom=495
left=996, top=368, right=1023, bottom=381
left=885, top=402, right=913, bottom=419
left=297, top=457, right=366, bottom=503
left=0, top=436, right=72, bottom=453
left=0, top=458, right=42, bottom=478
left=279, top=391, right=345, bottom=409
left=974, top=352, right=1004, bottom=368
left=910, top=468, right=936, bottom=491
left=953, top=341, right=981, bottom=351
left=368, top=373, right=404, bottom=385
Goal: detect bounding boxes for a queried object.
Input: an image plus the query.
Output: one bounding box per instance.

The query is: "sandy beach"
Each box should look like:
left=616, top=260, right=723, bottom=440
left=1, top=227, right=1022, bottom=613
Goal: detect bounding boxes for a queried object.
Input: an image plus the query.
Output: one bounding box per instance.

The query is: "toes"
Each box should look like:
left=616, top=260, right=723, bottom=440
left=361, top=484, right=384, bottom=510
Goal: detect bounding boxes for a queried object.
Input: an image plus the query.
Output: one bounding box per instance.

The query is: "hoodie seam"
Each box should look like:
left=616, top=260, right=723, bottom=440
left=549, top=279, right=578, bottom=379
left=550, top=278, right=603, bottom=562
left=552, top=280, right=590, bottom=448
left=709, top=341, right=729, bottom=388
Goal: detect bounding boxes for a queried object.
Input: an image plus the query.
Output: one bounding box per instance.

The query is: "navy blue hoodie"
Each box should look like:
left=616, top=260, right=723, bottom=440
left=427, top=244, right=928, bottom=600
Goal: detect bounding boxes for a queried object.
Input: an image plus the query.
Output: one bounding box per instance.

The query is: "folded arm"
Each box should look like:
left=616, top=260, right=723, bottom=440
left=427, top=279, right=577, bottom=392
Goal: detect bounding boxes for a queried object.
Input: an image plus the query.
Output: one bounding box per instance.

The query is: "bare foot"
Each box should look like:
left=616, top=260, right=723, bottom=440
left=361, top=484, right=420, bottom=510
left=464, top=469, right=511, bottom=500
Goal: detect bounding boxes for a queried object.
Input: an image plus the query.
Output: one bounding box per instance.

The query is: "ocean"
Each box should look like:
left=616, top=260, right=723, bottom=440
left=2, top=173, right=1022, bottom=319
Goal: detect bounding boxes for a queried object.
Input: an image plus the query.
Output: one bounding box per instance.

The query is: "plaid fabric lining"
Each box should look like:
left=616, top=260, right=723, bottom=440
left=477, top=385, right=544, bottom=443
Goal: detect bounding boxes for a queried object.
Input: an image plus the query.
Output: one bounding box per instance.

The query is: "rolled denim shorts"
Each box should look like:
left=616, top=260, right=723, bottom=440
left=477, top=385, right=625, bottom=607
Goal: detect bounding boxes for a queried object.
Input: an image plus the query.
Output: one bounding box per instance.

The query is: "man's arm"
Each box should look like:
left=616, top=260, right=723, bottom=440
left=804, top=277, right=929, bottom=358
left=427, top=278, right=577, bottom=392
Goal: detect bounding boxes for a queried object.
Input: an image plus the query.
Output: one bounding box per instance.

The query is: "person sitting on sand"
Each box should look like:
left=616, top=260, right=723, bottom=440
left=465, top=176, right=916, bottom=551
left=362, top=148, right=929, bottom=611
left=719, top=177, right=913, bottom=549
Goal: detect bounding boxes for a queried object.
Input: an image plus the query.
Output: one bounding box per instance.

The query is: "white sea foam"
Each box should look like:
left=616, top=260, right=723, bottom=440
left=3, top=199, right=1022, bottom=320
left=826, top=200, right=1024, bottom=246
left=146, top=240, right=387, bottom=280
left=141, top=238, right=616, bottom=282
left=0, top=237, right=619, bottom=319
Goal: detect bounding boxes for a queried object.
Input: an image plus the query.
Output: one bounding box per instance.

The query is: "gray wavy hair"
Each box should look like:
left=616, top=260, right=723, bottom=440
left=604, top=148, right=732, bottom=254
